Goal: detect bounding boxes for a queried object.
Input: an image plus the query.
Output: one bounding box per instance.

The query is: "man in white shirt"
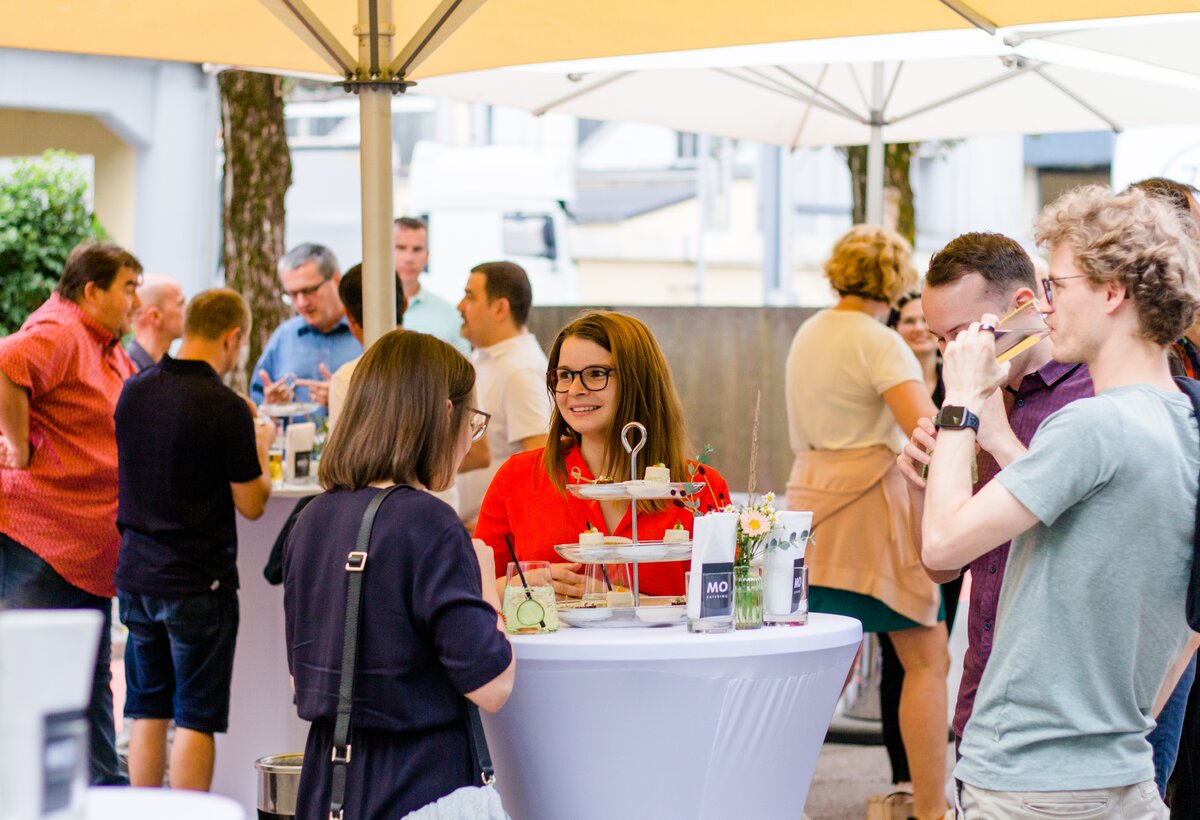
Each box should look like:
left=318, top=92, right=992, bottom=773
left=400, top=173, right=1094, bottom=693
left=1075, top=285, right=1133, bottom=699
left=326, top=263, right=407, bottom=425
left=456, top=261, right=552, bottom=525
left=393, top=216, right=472, bottom=355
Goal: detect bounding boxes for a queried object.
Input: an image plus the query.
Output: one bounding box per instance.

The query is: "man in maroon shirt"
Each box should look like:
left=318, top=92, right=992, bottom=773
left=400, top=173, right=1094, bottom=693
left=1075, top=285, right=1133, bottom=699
left=897, top=232, right=1093, bottom=744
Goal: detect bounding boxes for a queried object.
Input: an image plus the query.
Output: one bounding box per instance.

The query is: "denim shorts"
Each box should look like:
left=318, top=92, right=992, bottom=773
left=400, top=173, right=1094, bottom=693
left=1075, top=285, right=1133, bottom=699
left=117, top=589, right=239, bottom=734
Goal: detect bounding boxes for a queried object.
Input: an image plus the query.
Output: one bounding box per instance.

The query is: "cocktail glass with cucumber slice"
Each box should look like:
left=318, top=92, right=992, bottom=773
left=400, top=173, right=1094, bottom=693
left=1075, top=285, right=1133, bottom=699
left=503, top=560, right=559, bottom=634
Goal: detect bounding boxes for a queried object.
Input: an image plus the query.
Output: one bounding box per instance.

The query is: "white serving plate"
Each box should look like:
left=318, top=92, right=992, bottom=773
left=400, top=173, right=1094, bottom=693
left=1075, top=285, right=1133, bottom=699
left=555, top=542, right=691, bottom=564
left=566, top=481, right=706, bottom=501
left=558, top=604, right=683, bottom=628
left=259, top=401, right=321, bottom=418
left=635, top=604, right=687, bottom=625
left=556, top=603, right=614, bottom=626
left=617, top=543, right=668, bottom=559
left=571, top=483, right=629, bottom=500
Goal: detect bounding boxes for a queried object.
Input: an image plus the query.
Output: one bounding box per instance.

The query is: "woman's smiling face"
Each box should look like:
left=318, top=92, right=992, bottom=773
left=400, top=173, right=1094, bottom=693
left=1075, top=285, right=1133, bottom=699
left=554, top=336, right=618, bottom=441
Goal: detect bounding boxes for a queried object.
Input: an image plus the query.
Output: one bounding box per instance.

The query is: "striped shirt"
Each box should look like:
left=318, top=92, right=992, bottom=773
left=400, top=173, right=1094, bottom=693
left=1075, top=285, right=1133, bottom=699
left=952, top=359, right=1093, bottom=738
left=0, top=293, right=135, bottom=597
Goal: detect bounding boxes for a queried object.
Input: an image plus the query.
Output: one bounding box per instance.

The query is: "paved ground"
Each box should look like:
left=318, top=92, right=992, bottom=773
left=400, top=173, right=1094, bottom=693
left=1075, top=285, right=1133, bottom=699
left=805, top=740, right=957, bottom=820
left=804, top=601, right=967, bottom=820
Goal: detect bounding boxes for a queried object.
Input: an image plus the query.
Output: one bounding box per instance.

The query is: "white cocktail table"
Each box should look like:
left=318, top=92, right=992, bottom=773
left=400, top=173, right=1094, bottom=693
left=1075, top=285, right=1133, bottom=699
left=483, top=613, right=861, bottom=820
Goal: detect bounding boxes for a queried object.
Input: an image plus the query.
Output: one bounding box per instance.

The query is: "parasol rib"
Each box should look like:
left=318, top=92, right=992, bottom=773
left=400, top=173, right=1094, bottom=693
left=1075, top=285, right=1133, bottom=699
left=1031, top=66, right=1123, bottom=132
left=258, top=0, right=358, bottom=77
left=532, top=72, right=636, bottom=116
left=719, top=68, right=868, bottom=123
left=392, top=0, right=489, bottom=78
left=937, top=0, right=998, bottom=35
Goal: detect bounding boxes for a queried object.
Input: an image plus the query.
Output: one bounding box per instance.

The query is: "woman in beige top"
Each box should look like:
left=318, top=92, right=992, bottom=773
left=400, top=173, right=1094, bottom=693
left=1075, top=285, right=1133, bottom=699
left=784, top=226, right=948, bottom=820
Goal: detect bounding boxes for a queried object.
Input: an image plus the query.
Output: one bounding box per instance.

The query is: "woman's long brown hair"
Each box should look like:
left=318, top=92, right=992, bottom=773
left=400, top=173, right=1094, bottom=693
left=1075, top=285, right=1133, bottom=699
left=544, top=311, right=690, bottom=513
left=319, top=330, right=474, bottom=492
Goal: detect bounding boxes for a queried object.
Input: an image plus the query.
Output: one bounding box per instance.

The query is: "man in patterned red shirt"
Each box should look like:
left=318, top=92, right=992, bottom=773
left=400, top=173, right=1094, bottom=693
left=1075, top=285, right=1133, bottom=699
left=898, top=232, right=1093, bottom=746
left=0, top=241, right=142, bottom=785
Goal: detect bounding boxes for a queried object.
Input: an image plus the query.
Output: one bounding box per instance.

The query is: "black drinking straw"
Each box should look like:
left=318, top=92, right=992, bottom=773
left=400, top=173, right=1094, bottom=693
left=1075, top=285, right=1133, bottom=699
left=504, top=534, right=545, bottom=629
left=586, top=521, right=613, bottom=590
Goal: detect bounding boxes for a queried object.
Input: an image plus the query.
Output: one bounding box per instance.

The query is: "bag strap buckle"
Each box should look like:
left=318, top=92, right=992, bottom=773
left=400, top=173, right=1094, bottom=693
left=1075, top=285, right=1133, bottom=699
left=344, top=551, right=367, bottom=572
left=331, top=744, right=352, bottom=764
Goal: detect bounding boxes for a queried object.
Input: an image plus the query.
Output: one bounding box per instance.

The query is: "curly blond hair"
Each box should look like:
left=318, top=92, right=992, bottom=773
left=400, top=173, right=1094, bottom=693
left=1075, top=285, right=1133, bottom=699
left=1034, top=185, right=1200, bottom=346
left=824, top=225, right=918, bottom=305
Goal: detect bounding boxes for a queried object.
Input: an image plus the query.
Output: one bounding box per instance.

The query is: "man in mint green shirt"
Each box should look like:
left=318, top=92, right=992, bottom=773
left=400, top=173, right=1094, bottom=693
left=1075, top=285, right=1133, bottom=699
left=393, top=216, right=471, bottom=355
left=905, top=185, right=1200, bottom=819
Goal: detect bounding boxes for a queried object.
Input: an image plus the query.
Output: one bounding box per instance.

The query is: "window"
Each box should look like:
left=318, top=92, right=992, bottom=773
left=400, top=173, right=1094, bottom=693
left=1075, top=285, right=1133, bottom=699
left=502, top=213, right=556, bottom=259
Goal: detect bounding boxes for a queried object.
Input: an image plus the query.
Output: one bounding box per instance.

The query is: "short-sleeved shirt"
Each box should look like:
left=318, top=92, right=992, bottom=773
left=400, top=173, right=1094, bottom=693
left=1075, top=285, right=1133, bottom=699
left=327, top=353, right=360, bottom=427
left=0, top=293, right=135, bottom=597
left=474, top=445, right=730, bottom=596
left=283, top=486, right=511, bottom=730
left=956, top=385, right=1198, bottom=792
left=249, top=315, right=361, bottom=410
left=785, top=309, right=922, bottom=454
left=458, top=332, right=552, bottom=521
left=404, top=287, right=471, bottom=355
left=953, top=360, right=1092, bottom=738
left=114, top=356, right=262, bottom=596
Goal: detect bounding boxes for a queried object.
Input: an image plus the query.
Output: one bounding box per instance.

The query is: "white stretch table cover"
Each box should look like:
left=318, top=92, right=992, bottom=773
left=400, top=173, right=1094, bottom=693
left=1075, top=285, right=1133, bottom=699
left=86, top=787, right=244, bottom=819
left=211, top=489, right=318, bottom=814
left=483, top=613, right=861, bottom=820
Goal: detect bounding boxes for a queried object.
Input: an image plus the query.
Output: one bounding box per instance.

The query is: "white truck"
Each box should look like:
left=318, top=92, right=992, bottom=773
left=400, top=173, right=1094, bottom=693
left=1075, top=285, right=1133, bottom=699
left=407, top=140, right=579, bottom=305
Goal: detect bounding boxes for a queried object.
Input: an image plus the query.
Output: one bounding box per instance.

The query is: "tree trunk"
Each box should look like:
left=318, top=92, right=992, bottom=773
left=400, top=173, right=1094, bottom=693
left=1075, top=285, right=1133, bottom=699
left=219, top=71, right=293, bottom=392
left=842, top=143, right=917, bottom=246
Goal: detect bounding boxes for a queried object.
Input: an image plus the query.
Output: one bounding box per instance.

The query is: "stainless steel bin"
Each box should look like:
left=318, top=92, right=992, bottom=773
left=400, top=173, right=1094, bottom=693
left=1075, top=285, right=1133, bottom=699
left=255, top=753, right=303, bottom=819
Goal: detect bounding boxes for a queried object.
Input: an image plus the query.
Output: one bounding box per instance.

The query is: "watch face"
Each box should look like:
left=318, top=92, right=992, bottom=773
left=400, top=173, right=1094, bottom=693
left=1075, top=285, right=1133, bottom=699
left=941, top=406, right=966, bottom=427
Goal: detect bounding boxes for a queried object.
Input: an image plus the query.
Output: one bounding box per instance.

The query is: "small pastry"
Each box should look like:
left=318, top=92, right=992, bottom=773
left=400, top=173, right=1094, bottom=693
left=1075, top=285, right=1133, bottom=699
left=644, top=462, right=671, bottom=484
left=579, top=526, right=605, bottom=546
left=662, top=523, right=689, bottom=544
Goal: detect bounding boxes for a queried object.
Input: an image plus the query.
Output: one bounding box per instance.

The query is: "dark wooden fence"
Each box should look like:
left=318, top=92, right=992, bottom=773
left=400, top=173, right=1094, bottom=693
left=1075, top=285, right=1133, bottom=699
left=527, top=306, right=819, bottom=495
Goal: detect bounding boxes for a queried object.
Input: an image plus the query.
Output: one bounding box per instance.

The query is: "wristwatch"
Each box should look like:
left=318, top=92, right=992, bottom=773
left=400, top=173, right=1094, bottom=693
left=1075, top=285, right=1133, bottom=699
left=934, top=405, right=980, bottom=433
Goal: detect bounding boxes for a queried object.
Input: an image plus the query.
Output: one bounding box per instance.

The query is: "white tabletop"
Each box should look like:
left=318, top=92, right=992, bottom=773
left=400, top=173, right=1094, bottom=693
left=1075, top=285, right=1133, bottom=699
left=510, top=612, right=861, bottom=660
left=271, top=482, right=322, bottom=498
left=87, top=788, right=244, bottom=819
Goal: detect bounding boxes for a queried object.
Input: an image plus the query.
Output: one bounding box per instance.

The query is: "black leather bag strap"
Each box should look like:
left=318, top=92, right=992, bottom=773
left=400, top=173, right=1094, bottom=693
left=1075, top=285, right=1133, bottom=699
left=1173, top=376, right=1200, bottom=632
left=467, top=702, right=495, bottom=786
left=329, top=484, right=406, bottom=820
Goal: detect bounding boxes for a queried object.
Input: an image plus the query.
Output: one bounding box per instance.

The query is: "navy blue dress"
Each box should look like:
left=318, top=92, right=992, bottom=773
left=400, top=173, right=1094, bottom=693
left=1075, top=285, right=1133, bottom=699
left=283, top=486, right=512, bottom=819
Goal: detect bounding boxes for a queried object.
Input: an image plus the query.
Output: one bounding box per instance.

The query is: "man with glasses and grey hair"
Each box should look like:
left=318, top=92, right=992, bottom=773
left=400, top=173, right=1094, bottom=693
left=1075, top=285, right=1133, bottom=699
left=250, top=243, right=362, bottom=412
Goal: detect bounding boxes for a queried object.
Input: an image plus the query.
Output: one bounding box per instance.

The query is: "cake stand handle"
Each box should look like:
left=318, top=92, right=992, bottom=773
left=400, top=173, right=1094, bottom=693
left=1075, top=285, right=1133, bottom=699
left=621, top=422, right=647, bottom=605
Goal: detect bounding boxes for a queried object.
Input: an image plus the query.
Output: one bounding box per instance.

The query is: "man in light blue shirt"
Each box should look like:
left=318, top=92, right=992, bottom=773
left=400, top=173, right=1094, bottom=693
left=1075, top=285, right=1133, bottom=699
left=907, top=185, right=1200, bottom=818
left=393, top=216, right=471, bottom=356
left=250, top=243, right=362, bottom=415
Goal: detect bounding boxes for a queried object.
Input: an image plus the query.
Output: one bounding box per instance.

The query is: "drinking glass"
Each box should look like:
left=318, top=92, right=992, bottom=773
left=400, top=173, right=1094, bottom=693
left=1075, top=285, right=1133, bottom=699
left=582, top=563, right=632, bottom=608
left=990, top=300, right=1049, bottom=364
left=503, top=561, right=559, bottom=634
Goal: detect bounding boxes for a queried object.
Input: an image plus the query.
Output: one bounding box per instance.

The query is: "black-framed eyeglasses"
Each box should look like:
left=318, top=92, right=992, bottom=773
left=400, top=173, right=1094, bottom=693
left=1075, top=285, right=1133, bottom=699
left=548, top=366, right=615, bottom=393
left=1039, top=274, right=1089, bottom=307
left=282, top=277, right=332, bottom=303
left=468, top=408, right=491, bottom=442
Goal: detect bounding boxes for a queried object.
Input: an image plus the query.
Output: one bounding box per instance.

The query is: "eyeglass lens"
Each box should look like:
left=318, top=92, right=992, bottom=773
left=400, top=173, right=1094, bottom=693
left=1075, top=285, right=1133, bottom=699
left=551, top=367, right=611, bottom=393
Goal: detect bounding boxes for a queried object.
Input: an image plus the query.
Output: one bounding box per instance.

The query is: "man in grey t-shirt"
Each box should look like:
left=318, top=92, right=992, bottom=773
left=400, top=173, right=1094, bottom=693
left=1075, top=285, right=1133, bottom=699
left=916, top=185, right=1200, bottom=818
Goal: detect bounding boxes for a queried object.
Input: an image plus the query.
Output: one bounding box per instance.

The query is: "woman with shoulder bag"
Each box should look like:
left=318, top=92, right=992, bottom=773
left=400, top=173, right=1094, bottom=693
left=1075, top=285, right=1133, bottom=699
left=283, top=329, right=514, bottom=819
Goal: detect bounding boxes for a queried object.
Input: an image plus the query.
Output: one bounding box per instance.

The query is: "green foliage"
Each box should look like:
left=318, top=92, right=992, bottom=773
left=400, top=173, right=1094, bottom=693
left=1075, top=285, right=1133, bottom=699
left=0, top=151, right=107, bottom=335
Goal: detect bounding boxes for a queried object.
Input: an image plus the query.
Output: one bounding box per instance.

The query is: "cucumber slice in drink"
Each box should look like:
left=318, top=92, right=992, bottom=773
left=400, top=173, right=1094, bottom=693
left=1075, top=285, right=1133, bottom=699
left=516, top=597, right=545, bottom=626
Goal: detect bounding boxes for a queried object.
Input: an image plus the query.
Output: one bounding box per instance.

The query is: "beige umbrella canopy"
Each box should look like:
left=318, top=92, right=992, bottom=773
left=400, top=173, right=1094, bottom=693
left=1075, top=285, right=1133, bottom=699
left=3, top=0, right=1198, bottom=337
left=5, top=1, right=1199, bottom=80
